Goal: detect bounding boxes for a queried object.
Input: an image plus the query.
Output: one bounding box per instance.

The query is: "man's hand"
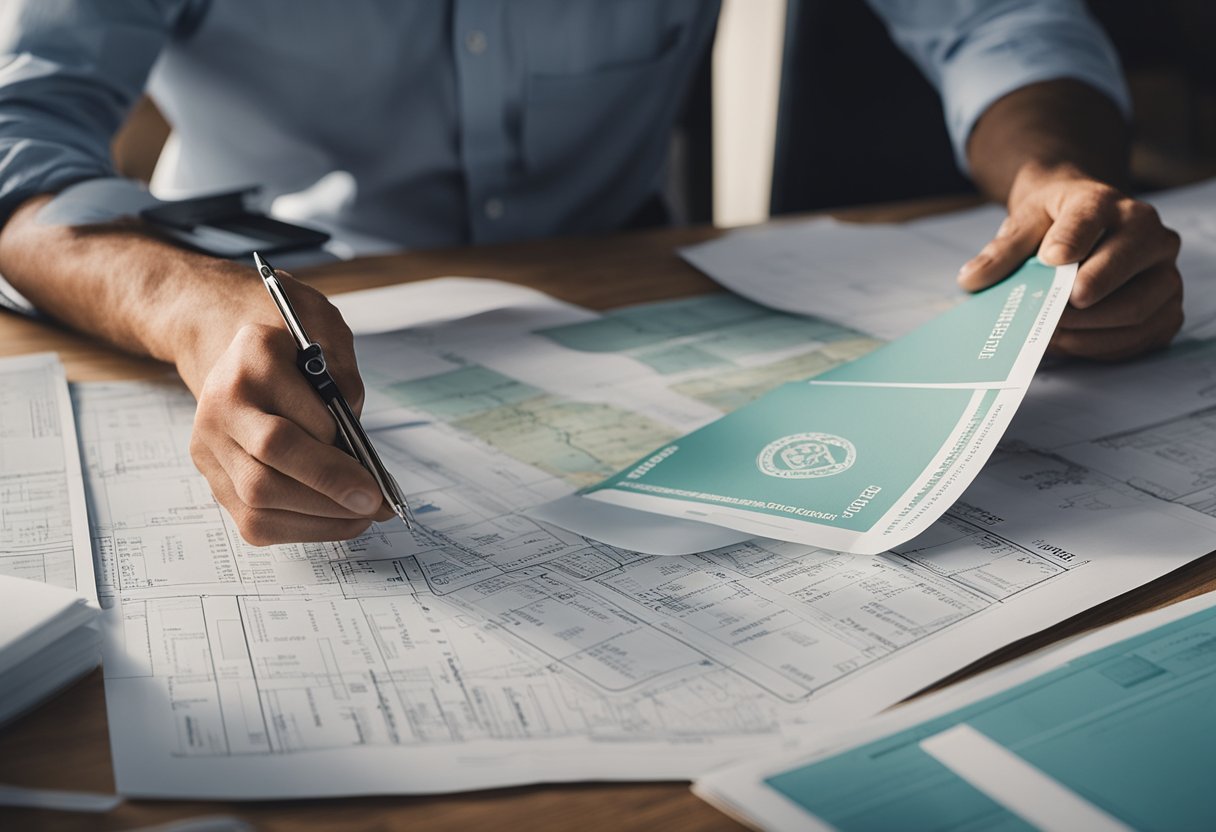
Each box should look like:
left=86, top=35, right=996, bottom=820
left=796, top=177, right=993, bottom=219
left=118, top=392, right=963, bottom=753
left=178, top=271, right=392, bottom=546
left=960, top=80, right=1183, bottom=362
left=0, top=194, right=391, bottom=547
left=957, top=164, right=1183, bottom=361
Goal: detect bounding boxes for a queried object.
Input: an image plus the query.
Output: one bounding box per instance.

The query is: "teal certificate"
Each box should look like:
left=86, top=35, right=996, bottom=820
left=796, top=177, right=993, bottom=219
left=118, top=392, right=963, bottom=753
left=574, top=259, right=1075, bottom=554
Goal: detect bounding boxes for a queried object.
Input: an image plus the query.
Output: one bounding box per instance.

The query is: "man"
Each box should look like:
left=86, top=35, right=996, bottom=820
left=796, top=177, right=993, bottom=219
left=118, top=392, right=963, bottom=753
left=0, top=1, right=1183, bottom=545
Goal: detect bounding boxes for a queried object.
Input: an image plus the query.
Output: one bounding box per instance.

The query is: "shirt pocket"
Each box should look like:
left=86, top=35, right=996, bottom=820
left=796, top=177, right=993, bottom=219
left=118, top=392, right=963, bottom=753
left=521, top=24, right=688, bottom=179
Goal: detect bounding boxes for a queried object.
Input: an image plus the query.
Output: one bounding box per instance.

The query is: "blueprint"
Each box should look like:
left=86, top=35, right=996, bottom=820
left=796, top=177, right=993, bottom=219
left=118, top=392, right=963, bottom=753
left=0, top=352, right=95, bottom=603
left=82, top=280, right=1216, bottom=798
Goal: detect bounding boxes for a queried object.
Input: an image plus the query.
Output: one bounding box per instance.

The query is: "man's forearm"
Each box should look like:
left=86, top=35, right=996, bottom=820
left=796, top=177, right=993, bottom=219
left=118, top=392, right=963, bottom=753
left=0, top=194, right=264, bottom=384
left=965, top=79, right=1131, bottom=203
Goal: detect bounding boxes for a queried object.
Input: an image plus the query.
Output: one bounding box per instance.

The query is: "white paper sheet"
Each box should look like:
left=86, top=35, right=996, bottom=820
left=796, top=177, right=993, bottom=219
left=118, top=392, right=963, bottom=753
left=331, top=276, right=577, bottom=336
left=679, top=216, right=982, bottom=340
left=681, top=179, right=1216, bottom=344
left=1010, top=336, right=1216, bottom=450
left=84, top=280, right=1216, bottom=798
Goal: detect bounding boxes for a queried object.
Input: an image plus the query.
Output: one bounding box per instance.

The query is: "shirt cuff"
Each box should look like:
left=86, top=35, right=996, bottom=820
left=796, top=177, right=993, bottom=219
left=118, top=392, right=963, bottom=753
left=941, top=19, right=1132, bottom=174
left=0, top=142, right=113, bottom=227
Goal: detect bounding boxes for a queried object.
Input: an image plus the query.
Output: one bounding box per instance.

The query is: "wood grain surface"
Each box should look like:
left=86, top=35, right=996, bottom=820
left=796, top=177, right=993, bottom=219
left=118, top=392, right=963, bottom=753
left=2, top=198, right=1212, bottom=831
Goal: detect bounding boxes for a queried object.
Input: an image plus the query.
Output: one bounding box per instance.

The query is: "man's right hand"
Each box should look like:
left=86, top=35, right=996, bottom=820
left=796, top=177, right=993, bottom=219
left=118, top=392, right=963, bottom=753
left=177, top=270, right=392, bottom=546
left=0, top=195, right=390, bottom=546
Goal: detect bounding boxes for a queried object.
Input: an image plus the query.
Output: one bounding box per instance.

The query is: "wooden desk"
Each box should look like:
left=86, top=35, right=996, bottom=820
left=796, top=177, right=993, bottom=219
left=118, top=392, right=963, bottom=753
left=2, top=201, right=1214, bottom=831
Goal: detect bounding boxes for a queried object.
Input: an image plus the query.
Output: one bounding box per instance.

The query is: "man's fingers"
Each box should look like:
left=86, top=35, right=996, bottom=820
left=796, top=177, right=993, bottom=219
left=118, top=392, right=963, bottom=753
left=271, top=272, right=366, bottom=413
left=192, top=314, right=394, bottom=548
left=1039, top=227, right=1101, bottom=267
left=223, top=324, right=340, bottom=443
left=223, top=321, right=364, bottom=444
left=957, top=213, right=1046, bottom=292
left=982, top=172, right=1184, bottom=362
left=1057, top=263, right=1182, bottom=330
left=190, top=439, right=230, bottom=504
left=228, top=409, right=384, bottom=515
left=1051, top=297, right=1183, bottom=361
left=215, top=437, right=375, bottom=519
left=1036, top=188, right=1113, bottom=266
left=186, top=271, right=386, bottom=547
left=1069, top=207, right=1181, bottom=308
left=232, top=445, right=395, bottom=523
left=191, top=443, right=375, bottom=545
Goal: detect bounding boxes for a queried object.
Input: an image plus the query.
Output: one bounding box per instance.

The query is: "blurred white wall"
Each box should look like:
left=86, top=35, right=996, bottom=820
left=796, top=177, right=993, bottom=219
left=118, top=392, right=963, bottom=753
left=713, top=0, right=787, bottom=228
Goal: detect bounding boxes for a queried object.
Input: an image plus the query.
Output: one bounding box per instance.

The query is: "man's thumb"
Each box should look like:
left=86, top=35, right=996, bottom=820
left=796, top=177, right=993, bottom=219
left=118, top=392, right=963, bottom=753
left=957, top=212, right=1047, bottom=292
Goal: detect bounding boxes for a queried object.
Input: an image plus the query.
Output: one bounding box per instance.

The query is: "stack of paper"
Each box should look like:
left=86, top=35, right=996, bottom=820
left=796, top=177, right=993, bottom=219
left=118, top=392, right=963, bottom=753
left=0, top=352, right=101, bottom=725
left=0, top=575, right=99, bottom=726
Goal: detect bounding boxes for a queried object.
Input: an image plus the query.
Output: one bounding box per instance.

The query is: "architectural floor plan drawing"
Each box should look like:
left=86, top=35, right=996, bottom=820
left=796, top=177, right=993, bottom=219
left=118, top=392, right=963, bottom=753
left=83, top=281, right=1216, bottom=798
left=0, top=352, right=95, bottom=602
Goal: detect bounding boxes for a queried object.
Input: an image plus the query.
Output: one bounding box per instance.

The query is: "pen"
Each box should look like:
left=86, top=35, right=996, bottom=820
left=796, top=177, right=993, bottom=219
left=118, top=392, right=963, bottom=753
left=252, top=252, right=413, bottom=529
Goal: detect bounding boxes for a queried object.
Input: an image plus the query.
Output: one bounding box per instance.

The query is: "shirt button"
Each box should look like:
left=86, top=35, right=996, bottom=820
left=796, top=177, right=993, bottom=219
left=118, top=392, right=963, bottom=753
left=465, top=30, right=488, bottom=55
left=484, top=197, right=504, bottom=220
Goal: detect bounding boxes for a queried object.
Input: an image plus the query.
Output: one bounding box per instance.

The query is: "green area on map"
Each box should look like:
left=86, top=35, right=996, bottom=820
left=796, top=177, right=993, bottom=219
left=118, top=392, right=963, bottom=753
left=385, top=367, right=679, bottom=488
left=537, top=294, right=865, bottom=375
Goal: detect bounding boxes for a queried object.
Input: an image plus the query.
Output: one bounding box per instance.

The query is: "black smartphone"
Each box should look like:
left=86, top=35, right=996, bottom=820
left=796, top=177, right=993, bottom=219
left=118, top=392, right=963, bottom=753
left=140, top=189, right=331, bottom=259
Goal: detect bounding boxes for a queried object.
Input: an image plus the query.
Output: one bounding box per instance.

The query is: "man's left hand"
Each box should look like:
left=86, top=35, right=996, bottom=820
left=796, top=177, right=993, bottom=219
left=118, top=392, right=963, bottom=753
left=956, top=163, right=1183, bottom=361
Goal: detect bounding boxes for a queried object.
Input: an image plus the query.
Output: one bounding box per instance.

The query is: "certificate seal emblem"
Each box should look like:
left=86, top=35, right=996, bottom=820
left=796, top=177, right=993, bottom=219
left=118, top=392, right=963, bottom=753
left=757, top=433, right=856, bottom=479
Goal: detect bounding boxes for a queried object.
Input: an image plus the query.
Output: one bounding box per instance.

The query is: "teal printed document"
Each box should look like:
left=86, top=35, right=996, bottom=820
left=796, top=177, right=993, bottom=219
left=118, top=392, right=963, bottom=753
left=693, top=592, right=1216, bottom=832
left=564, top=259, right=1075, bottom=554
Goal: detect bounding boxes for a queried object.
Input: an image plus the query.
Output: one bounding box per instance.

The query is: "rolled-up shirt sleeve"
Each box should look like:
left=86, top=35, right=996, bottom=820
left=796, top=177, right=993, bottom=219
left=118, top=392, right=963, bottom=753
left=866, top=0, right=1131, bottom=172
left=0, top=0, right=193, bottom=223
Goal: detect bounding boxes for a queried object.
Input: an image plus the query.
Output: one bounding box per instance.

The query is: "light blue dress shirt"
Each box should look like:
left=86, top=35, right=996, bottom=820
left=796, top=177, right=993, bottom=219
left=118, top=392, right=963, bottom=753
left=0, top=0, right=1128, bottom=248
